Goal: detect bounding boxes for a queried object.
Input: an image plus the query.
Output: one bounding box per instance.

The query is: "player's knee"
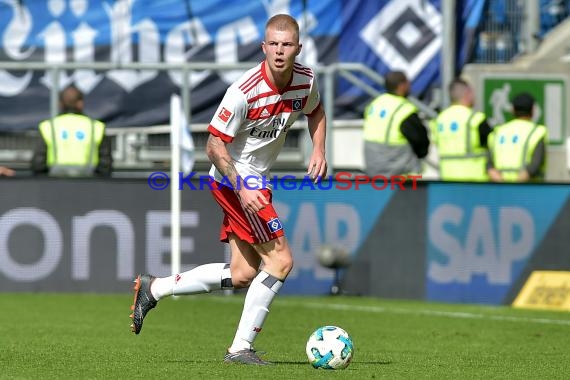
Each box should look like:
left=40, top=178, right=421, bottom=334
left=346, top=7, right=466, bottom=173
left=281, top=255, right=294, bottom=275
left=231, top=267, right=257, bottom=289
left=233, top=278, right=252, bottom=289
left=273, top=253, right=293, bottom=278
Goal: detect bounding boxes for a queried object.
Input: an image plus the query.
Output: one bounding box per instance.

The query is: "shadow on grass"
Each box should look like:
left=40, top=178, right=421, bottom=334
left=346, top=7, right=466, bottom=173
left=166, top=359, right=393, bottom=366
left=273, top=360, right=393, bottom=366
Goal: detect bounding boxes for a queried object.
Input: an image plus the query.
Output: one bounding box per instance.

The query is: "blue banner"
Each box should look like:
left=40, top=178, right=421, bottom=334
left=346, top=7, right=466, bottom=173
left=339, top=0, right=442, bottom=96
left=0, top=0, right=480, bottom=131
left=458, top=0, right=486, bottom=66
left=0, top=0, right=341, bottom=48
left=427, top=184, right=570, bottom=304
left=338, top=0, right=485, bottom=99
left=0, top=0, right=341, bottom=130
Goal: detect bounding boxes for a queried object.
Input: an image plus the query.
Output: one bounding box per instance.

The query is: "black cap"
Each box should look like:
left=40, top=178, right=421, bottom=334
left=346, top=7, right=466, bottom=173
left=511, top=92, right=535, bottom=115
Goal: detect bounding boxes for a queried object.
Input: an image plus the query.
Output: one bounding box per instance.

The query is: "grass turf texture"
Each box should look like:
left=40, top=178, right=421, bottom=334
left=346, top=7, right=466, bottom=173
left=1, top=294, right=569, bottom=379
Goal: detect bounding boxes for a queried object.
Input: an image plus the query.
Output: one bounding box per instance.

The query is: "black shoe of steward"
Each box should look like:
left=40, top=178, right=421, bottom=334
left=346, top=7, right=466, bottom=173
left=224, top=349, right=272, bottom=365
left=130, top=274, right=157, bottom=334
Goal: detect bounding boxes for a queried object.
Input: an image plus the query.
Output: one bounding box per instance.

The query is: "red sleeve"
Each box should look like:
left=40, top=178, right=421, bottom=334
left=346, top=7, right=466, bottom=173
left=208, top=125, right=233, bottom=143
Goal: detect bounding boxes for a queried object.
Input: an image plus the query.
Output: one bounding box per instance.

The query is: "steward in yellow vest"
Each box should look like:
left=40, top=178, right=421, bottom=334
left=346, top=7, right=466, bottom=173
left=31, top=85, right=113, bottom=177
left=487, top=92, right=547, bottom=182
left=432, top=78, right=493, bottom=181
left=363, top=71, right=429, bottom=176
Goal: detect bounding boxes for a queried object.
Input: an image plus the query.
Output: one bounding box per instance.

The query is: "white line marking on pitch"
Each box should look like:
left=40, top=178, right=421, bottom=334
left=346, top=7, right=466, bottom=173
left=209, top=297, right=570, bottom=326
left=282, top=301, right=570, bottom=326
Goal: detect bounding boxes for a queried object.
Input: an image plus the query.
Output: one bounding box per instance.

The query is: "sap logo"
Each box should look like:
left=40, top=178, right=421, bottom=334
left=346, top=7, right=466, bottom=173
left=274, top=201, right=360, bottom=280
left=428, top=204, right=534, bottom=285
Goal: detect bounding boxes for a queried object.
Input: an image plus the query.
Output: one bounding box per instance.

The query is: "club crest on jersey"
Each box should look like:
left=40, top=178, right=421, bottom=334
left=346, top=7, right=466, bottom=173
left=291, top=98, right=302, bottom=111
left=217, top=107, right=233, bottom=124
left=267, top=218, right=283, bottom=233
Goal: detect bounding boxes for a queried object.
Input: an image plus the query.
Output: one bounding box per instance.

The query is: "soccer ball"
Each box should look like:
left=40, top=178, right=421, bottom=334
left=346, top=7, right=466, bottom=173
left=306, top=325, right=354, bottom=369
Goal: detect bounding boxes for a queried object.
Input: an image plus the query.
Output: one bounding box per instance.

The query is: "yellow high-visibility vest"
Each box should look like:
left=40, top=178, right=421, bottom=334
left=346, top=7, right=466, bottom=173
left=39, top=113, right=105, bottom=176
left=488, top=119, right=547, bottom=182
left=433, top=105, right=488, bottom=181
left=363, top=93, right=417, bottom=145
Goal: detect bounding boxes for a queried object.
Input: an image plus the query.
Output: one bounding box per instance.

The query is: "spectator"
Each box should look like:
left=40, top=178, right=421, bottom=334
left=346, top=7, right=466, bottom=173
left=487, top=92, right=547, bottom=182
left=432, top=78, right=493, bottom=181
left=363, top=71, right=429, bottom=176
left=31, top=85, right=112, bottom=177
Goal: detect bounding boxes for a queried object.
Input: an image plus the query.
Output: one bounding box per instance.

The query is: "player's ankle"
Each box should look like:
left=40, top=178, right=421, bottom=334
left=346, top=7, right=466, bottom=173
left=149, top=278, right=164, bottom=301
left=228, top=340, right=251, bottom=353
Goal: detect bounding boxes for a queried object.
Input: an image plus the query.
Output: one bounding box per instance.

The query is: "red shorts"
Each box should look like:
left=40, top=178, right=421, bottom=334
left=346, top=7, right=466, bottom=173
left=210, top=181, right=285, bottom=244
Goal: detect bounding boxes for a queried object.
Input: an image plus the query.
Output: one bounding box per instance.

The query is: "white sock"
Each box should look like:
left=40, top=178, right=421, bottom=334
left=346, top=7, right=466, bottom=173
left=150, top=263, right=232, bottom=300
left=228, top=271, right=283, bottom=353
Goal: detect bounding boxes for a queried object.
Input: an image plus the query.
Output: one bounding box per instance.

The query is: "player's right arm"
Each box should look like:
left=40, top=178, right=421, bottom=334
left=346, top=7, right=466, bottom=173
left=206, top=135, right=269, bottom=214
left=206, top=87, right=268, bottom=214
left=206, top=134, right=240, bottom=187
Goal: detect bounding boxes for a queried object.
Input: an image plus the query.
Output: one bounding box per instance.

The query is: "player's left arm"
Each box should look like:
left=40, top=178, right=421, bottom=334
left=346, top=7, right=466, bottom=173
left=306, top=104, right=327, bottom=181
left=304, top=73, right=327, bottom=181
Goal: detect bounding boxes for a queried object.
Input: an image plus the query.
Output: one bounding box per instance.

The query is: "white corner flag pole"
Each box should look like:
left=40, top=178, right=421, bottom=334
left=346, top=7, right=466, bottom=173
left=170, top=94, right=182, bottom=279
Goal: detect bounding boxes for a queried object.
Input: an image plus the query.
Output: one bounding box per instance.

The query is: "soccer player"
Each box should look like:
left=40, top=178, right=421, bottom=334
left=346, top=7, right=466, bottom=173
left=130, top=14, right=327, bottom=365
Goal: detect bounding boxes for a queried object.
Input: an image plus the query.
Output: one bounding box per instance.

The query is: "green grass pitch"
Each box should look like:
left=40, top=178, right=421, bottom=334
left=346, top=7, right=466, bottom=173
left=1, top=293, right=569, bottom=379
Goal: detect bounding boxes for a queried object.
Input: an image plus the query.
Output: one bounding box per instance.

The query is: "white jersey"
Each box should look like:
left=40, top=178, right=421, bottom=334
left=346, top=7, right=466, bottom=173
left=208, top=61, right=321, bottom=188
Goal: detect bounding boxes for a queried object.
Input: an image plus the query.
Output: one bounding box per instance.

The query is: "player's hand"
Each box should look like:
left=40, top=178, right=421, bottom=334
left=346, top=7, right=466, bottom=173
left=237, top=188, right=269, bottom=214
left=518, top=170, right=530, bottom=182
left=307, top=150, right=327, bottom=183
left=0, top=166, right=15, bottom=177
left=488, top=168, right=503, bottom=182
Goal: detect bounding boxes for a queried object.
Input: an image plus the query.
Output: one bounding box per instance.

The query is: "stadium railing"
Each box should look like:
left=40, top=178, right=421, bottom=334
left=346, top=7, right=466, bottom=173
left=0, top=62, right=437, bottom=177
left=473, top=0, right=570, bottom=64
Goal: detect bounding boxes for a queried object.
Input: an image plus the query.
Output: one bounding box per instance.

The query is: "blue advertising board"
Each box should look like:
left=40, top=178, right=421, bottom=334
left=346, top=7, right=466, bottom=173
left=427, top=183, right=570, bottom=304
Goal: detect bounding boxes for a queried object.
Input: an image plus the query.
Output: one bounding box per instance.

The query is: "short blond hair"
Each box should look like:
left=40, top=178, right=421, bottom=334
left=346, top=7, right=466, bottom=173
left=265, top=14, right=299, bottom=42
